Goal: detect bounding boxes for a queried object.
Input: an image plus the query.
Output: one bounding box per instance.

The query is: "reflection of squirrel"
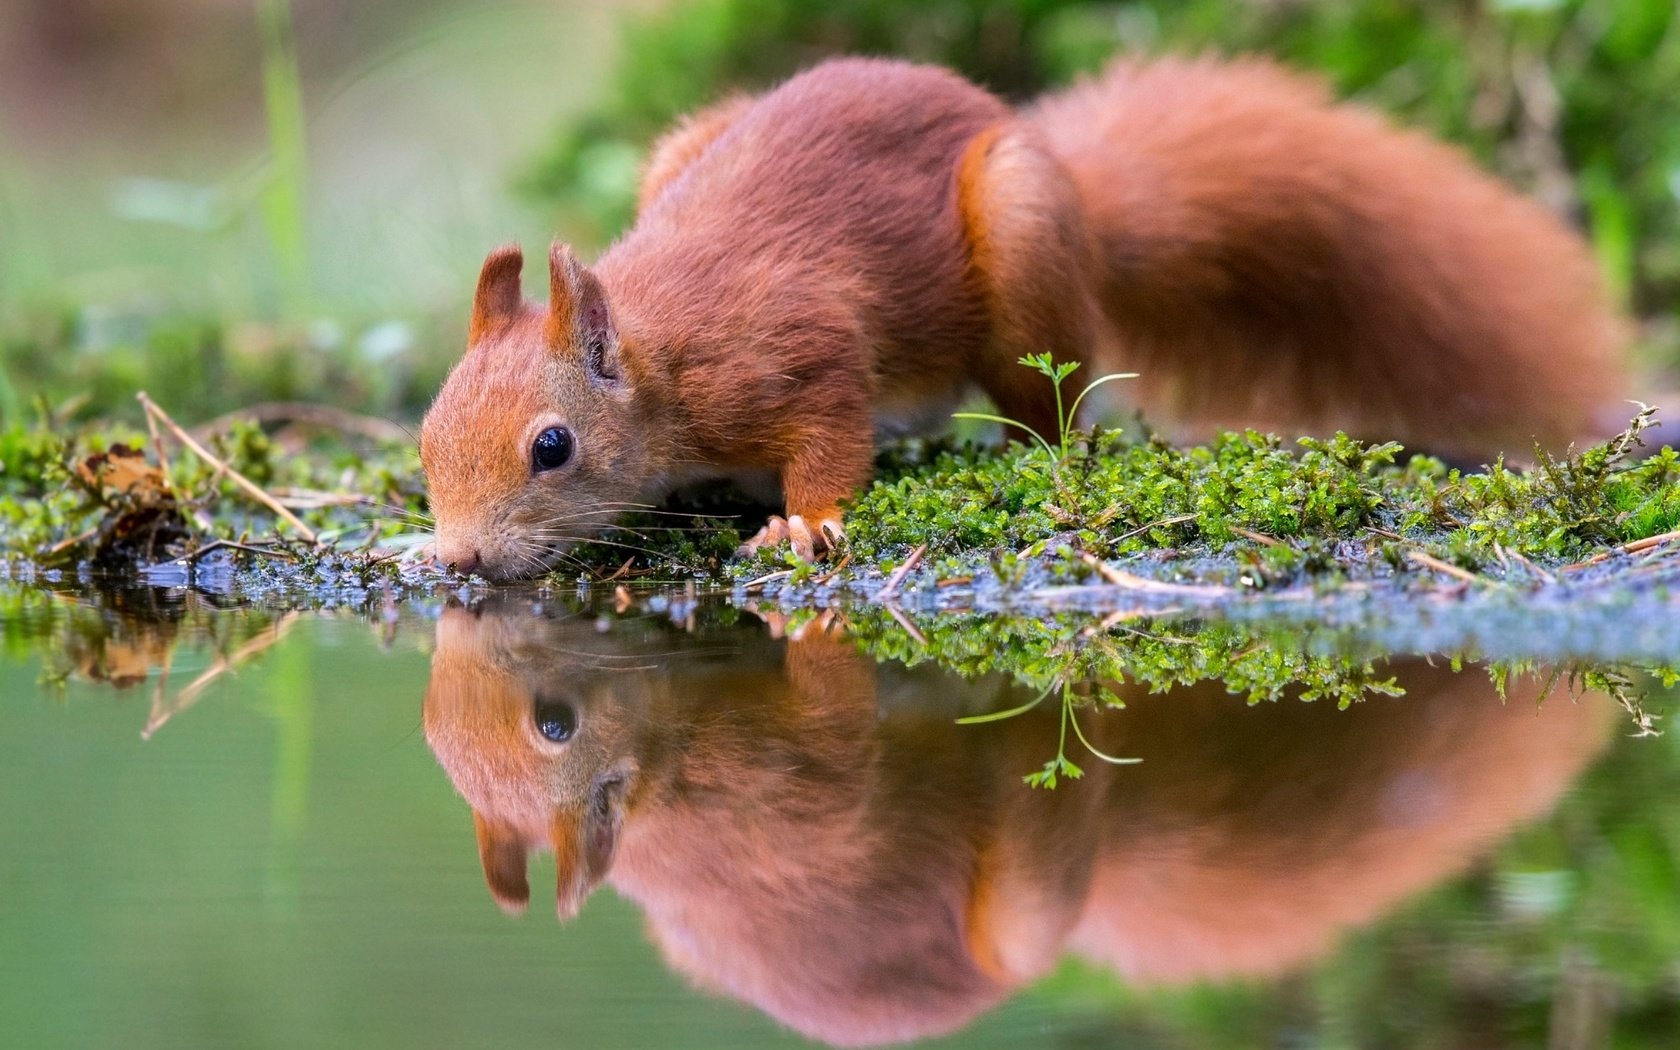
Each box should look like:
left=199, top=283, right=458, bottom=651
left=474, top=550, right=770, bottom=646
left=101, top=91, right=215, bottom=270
left=421, top=57, right=1628, bottom=578
left=422, top=603, right=1612, bottom=1047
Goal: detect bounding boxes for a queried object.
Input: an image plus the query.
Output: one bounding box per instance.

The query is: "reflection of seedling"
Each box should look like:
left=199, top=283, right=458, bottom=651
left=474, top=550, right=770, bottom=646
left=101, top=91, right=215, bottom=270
left=958, top=679, right=1140, bottom=788
left=953, top=353, right=1137, bottom=463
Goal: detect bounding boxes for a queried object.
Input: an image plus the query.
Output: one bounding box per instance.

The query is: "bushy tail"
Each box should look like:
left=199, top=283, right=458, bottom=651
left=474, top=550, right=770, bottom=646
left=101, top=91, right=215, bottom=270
left=1026, top=57, right=1628, bottom=462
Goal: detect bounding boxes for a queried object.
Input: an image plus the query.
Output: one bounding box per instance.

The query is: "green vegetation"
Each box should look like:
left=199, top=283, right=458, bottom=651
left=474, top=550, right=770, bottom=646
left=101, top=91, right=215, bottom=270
left=842, top=384, right=1680, bottom=585
left=0, top=409, right=427, bottom=568
left=4, top=373, right=1679, bottom=595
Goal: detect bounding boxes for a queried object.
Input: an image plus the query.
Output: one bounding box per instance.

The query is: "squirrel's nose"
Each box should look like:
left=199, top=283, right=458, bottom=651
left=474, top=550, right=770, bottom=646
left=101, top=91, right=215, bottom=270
left=436, top=542, right=482, bottom=575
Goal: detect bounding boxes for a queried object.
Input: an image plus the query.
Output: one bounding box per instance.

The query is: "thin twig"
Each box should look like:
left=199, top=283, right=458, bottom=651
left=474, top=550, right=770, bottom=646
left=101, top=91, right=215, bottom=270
left=144, top=399, right=173, bottom=478
left=143, top=613, right=300, bottom=740
left=1506, top=546, right=1556, bottom=584
left=813, top=552, right=852, bottom=586
left=741, top=569, right=794, bottom=591
left=45, top=527, right=100, bottom=558
left=137, top=392, right=319, bottom=543
left=1229, top=526, right=1281, bottom=547
left=1075, top=551, right=1233, bottom=597
left=1561, top=527, right=1680, bottom=573
left=165, top=539, right=296, bottom=565
left=875, top=543, right=927, bottom=601
left=884, top=602, right=927, bottom=646
left=1079, top=607, right=1158, bottom=638
left=1112, top=513, right=1197, bottom=545
left=1407, top=550, right=1480, bottom=584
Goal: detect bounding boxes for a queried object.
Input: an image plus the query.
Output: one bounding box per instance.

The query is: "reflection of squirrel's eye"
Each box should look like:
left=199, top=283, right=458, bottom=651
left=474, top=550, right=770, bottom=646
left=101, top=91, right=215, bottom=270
left=531, top=427, right=574, bottom=473
left=533, top=698, right=577, bottom=743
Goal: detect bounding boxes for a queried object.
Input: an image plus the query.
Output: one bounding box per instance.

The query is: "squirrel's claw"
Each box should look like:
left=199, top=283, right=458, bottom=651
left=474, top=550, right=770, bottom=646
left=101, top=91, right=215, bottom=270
left=736, top=515, right=792, bottom=558
left=737, top=513, right=845, bottom=562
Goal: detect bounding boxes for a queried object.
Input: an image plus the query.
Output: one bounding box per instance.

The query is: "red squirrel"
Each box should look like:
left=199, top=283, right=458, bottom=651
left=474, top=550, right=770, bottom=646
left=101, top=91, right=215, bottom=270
left=422, top=603, right=1611, bottom=1046
left=420, top=56, right=1627, bottom=579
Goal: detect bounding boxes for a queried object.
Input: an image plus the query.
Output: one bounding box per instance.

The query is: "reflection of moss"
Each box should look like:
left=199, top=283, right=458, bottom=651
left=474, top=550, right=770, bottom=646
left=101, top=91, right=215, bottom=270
left=833, top=602, right=1672, bottom=766
left=845, top=607, right=1402, bottom=710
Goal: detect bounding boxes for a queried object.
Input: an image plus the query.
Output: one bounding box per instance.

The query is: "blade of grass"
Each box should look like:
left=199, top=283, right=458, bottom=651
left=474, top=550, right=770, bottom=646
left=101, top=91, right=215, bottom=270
left=257, top=0, right=310, bottom=316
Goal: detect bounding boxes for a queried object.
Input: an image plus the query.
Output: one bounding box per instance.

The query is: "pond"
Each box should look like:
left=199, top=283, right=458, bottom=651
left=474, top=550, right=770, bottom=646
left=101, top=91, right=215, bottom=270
left=2, top=577, right=1678, bottom=1048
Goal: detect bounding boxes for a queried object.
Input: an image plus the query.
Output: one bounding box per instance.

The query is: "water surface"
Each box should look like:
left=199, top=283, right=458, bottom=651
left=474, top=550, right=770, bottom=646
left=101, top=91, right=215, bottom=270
left=2, top=581, right=1677, bottom=1048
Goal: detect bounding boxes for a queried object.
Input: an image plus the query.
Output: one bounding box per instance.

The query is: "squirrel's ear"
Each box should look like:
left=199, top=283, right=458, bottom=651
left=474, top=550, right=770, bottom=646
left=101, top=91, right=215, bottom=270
left=473, top=811, right=531, bottom=916
left=469, top=244, right=524, bottom=344
left=547, top=242, right=623, bottom=389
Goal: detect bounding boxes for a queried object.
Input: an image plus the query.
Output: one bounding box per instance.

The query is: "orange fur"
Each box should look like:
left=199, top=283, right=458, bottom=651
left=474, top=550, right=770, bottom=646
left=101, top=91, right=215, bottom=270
left=423, top=603, right=1613, bottom=1046
left=421, top=56, right=1630, bottom=579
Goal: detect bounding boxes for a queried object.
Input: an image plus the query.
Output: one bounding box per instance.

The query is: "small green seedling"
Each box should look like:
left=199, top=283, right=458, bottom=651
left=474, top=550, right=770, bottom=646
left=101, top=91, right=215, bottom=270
left=954, top=353, right=1138, bottom=462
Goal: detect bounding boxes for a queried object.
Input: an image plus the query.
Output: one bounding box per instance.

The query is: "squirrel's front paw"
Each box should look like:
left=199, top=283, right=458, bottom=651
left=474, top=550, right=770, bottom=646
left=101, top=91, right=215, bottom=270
left=737, top=511, right=844, bottom=562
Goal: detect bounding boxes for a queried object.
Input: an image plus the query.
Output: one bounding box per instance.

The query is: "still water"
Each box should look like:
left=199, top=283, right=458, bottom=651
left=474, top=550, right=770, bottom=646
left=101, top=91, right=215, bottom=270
left=2, top=582, right=1677, bottom=1048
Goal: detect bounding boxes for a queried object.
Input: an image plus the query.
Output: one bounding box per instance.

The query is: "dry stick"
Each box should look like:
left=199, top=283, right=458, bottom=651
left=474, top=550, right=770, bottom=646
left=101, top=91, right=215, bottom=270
left=1229, top=526, right=1281, bottom=547
left=741, top=568, right=794, bottom=591
left=1112, top=513, right=1197, bottom=545
left=1503, top=545, right=1556, bottom=584
left=813, top=552, right=852, bottom=586
left=137, top=392, right=319, bottom=544
left=875, top=543, right=927, bottom=601
left=143, top=612, right=301, bottom=740
left=1406, top=550, right=1480, bottom=584
left=1075, top=551, right=1233, bottom=597
left=1079, top=606, right=1161, bottom=639
left=144, top=399, right=173, bottom=479
left=45, top=527, right=100, bottom=558
left=884, top=602, right=928, bottom=646
left=168, top=539, right=296, bottom=564
left=1563, top=527, right=1680, bottom=573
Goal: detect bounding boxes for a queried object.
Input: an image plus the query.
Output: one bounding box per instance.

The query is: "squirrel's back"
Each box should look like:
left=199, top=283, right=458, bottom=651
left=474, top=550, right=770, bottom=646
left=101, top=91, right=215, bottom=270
left=602, top=59, right=1004, bottom=397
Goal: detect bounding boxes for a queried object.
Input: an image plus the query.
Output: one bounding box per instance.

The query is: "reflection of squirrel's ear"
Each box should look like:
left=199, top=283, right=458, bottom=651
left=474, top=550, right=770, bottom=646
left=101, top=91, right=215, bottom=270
left=469, top=244, right=524, bottom=344
left=473, top=811, right=531, bottom=916
left=547, top=242, right=623, bottom=388
left=552, top=759, right=634, bottom=920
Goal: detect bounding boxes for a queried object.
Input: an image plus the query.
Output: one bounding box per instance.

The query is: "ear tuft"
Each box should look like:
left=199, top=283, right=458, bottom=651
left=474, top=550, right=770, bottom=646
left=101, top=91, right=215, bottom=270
left=469, top=244, right=524, bottom=344
left=547, top=241, right=623, bottom=388
left=473, top=811, right=531, bottom=916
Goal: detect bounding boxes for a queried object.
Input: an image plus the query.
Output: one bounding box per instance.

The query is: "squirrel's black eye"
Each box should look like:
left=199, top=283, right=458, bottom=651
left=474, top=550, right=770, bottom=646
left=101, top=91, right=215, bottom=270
left=533, top=698, right=577, bottom=743
left=531, top=427, right=574, bottom=473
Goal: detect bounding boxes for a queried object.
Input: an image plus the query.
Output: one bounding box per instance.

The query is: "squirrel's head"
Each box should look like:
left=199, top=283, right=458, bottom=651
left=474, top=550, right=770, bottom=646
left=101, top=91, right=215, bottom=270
left=420, top=243, right=651, bottom=580
left=422, top=603, right=650, bottom=919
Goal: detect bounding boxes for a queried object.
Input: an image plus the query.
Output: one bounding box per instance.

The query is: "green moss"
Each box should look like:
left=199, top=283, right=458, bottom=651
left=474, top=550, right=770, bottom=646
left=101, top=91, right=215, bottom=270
left=843, top=401, right=1676, bottom=580
left=1, top=361, right=1675, bottom=596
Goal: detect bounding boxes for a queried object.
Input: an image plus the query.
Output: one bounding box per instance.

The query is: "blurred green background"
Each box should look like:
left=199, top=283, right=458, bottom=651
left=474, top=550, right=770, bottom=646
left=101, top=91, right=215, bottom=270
left=1, top=0, right=1676, bottom=426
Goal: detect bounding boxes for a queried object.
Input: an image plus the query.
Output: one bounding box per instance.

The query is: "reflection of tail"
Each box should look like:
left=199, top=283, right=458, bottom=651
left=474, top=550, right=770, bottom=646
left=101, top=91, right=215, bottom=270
left=1028, top=58, right=1627, bottom=460
left=1067, top=665, right=1613, bottom=983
